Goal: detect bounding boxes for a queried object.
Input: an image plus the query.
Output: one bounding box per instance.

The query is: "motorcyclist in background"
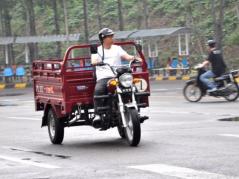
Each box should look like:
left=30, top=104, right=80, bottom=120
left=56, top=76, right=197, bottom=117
left=199, top=40, right=227, bottom=92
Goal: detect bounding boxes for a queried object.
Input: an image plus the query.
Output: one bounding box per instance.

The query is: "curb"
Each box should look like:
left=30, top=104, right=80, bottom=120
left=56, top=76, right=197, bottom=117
left=0, top=83, right=29, bottom=90
left=150, top=75, right=191, bottom=81
left=150, top=76, right=239, bottom=83
left=15, top=83, right=27, bottom=89
left=0, top=83, right=6, bottom=90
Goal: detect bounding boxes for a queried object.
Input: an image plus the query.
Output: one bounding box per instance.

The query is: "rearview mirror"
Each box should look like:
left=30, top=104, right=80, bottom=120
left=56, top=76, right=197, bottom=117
left=135, top=44, right=142, bottom=52
left=90, top=44, right=98, bottom=54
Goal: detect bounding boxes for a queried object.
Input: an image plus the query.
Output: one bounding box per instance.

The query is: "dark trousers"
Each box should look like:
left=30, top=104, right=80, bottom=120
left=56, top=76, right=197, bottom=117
left=94, top=78, right=111, bottom=113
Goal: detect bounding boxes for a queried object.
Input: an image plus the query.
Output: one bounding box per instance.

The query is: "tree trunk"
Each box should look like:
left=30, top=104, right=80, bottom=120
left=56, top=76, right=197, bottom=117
left=117, top=0, right=124, bottom=31
left=83, top=0, right=89, bottom=43
left=211, top=0, right=225, bottom=51
left=143, top=0, right=149, bottom=29
left=236, top=3, right=239, bottom=21
left=136, top=1, right=142, bottom=29
left=2, top=7, right=14, bottom=65
left=25, top=0, right=38, bottom=62
left=0, top=8, right=3, bottom=36
left=211, top=0, right=216, bottom=36
left=0, top=9, right=4, bottom=65
left=216, top=0, right=225, bottom=51
left=52, top=0, right=61, bottom=58
left=185, top=1, right=204, bottom=56
left=62, top=0, right=69, bottom=45
left=96, top=0, right=102, bottom=29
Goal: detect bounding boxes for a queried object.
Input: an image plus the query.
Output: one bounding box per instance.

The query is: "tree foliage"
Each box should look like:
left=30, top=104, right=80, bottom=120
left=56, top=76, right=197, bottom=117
left=0, top=0, right=238, bottom=66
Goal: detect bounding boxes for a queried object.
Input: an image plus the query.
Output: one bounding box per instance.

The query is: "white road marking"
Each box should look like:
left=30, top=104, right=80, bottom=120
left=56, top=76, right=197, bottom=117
left=152, top=88, right=183, bottom=92
left=142, top=110, right=198, bottom=115
left=21, top=105, right=35, bottom=107
left=143, top=120, right=214, bottom=126
left=0, top=155, right=60, bottom=169
left=20, top=100, right=35, bottom=103
left=150, top=95, right=183, bottom=98
left=129, top=164, right=238, bottom=179
left=141, top=109, right=239, bottom=117
left=141, top=109, right=190, bottom=115
left=0, top=99, right=20, bottom=101
left=0, top=99, right=34, bottom=103
left=149, top=110, right=191, bottom=114
left=218, top=134, right=239, bottom=138
left=7, top=116, right=40, bottom=121
left=152, top=89, right=169, bottom=92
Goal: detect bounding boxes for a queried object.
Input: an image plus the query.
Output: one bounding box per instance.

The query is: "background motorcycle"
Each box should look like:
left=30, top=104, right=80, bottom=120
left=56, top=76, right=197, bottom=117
left=183, top=64, right=239, bottom=102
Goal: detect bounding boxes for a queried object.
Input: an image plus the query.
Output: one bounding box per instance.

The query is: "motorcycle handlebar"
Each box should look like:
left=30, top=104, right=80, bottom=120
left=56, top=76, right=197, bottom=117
left=94, top=62, right=107, bottom=66
left=93, top=62, right=117, bottom=75
left=194, top=64, right=204, bottom=70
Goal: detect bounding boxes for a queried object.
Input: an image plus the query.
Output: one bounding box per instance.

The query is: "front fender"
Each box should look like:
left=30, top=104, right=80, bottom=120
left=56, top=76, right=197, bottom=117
left=41, top=104, right=64, bottom=127
left=185, top=79, right=196, bottom=85
left=124, top=103, right=137, bottom=109
left=42, top=104, right=51, bottom=127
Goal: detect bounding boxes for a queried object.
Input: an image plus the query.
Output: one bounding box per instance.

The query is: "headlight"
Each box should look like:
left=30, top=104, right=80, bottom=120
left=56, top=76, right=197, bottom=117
left=119, top=73, right=133, bottom=88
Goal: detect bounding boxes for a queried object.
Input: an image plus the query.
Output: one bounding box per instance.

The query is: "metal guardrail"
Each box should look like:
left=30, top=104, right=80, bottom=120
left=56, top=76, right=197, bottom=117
left=0, top=73, right=31, bottom=84
left=151, top=67, right=190, bottom=77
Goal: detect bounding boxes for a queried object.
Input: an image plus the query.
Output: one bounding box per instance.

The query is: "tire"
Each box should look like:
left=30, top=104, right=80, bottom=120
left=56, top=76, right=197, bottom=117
left=117, top=126, right=126, bottom=138
left=47, top=108, right=64, bottom=144
left=224, top=83, right=239, bottom=102
left=124, top=108, right=141, bottom=146
left=183, top=83, right=202, bottom=102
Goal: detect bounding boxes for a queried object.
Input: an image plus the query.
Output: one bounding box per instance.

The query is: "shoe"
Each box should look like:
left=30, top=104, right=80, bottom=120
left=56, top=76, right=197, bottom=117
left=225, top=84, right=233, bottom=88
left=207, top=87, right=217, bottom=93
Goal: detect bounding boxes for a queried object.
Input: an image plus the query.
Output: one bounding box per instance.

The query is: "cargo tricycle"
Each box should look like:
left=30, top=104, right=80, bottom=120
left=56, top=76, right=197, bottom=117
left=32, top=42, right=150, bottom=146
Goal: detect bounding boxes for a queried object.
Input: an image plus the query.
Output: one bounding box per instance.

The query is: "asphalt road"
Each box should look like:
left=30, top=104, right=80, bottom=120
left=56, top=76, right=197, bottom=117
left=0, top=80, right=239, bottom=179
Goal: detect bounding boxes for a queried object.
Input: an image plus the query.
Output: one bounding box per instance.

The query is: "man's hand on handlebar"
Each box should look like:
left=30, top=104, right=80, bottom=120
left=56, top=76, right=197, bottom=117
left=91, top=58, right=100, bottom=66
left=133, top=56, right=143, bottom=63
left=92, top=61, right=106, bottom=66
left=91, top=58, right=106, bottom=66
left=194, top=63, right=204, bottom=69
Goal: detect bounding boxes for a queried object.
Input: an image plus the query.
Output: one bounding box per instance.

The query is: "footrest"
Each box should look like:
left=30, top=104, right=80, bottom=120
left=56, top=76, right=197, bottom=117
left=137, top=103, right=148, bottom=108
left=96, top=106, right=110, bottom=112
left=94, top=95, right=110, bottom=99
left=135, top=92, right=150, bottom=96
left=139, top=116, right=149, bottom=123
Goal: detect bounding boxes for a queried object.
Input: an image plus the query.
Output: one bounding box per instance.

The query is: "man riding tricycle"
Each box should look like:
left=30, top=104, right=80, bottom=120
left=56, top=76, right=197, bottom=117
left=32, top=28, right=150, bottom=146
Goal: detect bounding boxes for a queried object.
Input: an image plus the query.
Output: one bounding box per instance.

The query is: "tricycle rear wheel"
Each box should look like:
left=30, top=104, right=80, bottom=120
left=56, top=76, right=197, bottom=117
left=47, top=108, right=64, bottom=144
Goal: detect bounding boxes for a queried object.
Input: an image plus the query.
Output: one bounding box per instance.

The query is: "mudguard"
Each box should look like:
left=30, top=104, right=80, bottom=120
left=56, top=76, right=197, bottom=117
left=185, top=79, right=196, bottom=85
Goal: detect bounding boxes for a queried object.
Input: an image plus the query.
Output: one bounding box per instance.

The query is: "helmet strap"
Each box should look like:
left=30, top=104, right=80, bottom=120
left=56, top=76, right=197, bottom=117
left=101, top=37, right=105, bottom=62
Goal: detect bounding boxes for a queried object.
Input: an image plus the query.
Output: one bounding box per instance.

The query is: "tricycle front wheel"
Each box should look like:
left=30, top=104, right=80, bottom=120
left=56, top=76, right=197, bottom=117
left=47, top=108, right=64, bottom=144
left=124, top=108, right=141, bottom=146
left=117, top=126, right=126, bottom=138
